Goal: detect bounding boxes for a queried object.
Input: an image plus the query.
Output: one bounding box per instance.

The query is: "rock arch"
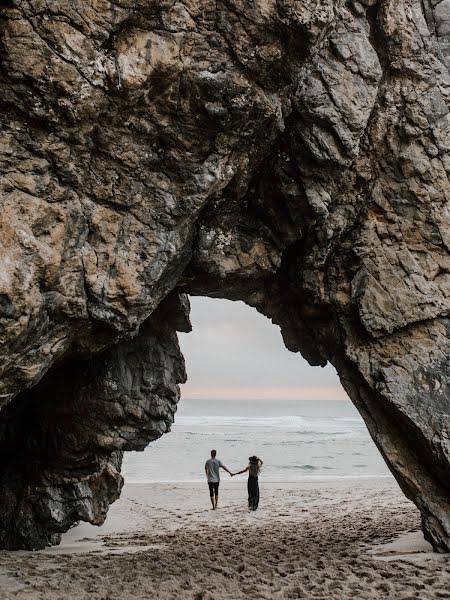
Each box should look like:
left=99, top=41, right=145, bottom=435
left=1, top=0, right=450, bottom=550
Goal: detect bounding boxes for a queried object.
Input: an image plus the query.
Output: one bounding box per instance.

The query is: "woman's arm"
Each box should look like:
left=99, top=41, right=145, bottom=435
left=232, top=466, right=249, bottom=476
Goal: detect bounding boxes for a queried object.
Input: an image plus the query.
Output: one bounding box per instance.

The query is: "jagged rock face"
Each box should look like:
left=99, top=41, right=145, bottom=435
left=1, top=0, right=450, bottom=551
left=0, top=294, right=189, bottom=548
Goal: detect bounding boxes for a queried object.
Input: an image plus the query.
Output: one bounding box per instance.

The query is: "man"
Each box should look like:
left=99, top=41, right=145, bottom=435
left=204, top=449, right=232, bottom=509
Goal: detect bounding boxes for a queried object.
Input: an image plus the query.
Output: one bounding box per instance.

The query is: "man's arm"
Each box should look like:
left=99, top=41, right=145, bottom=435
left=220, top=464, right=233, bottom=476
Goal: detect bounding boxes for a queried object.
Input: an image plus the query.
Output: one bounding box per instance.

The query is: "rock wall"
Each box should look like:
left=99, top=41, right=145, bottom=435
left=1, top=0, right=450, bottom=550
left=0, top=293, right=189, bottom=548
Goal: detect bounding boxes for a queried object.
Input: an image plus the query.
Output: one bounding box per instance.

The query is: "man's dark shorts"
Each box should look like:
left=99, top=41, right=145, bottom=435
left=208, top=482, right=219, bottom=497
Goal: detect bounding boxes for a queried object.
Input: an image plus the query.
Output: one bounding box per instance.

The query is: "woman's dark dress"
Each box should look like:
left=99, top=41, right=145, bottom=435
left=247, top=473, right=259, bottom=510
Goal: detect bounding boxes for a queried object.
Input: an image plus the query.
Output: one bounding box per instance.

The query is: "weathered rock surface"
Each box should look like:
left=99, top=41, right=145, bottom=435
left=1, top=0, right=450, bottom=551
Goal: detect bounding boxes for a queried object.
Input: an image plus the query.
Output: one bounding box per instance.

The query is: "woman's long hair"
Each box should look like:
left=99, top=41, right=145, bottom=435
left=248, top=456, right=262, bottom=476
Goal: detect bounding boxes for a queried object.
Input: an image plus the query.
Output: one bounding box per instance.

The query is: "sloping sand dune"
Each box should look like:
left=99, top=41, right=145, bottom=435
left=1, top=479, right=450, bottom=600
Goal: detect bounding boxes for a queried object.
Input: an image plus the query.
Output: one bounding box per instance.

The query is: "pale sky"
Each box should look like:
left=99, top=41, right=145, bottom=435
left=179, top=297, right=349, bottom=401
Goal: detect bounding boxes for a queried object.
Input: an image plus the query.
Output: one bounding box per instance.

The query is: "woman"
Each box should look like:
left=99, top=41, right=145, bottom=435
left=232, top=456, right=263, bottom=511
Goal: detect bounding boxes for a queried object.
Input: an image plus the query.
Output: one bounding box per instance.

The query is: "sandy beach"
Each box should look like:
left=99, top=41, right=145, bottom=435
left=1, top=478, right=450, bottom=600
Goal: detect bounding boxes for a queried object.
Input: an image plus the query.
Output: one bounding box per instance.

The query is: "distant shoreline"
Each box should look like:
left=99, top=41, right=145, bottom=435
left=122, top=474, right=394, bottom=484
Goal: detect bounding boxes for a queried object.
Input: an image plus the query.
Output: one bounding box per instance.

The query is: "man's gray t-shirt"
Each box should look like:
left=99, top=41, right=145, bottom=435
left=205, top=458, right=223, bottom=483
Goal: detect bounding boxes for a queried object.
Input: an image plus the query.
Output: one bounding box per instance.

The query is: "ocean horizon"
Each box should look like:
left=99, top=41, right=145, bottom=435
left=122, top=399, right=391, bottom=483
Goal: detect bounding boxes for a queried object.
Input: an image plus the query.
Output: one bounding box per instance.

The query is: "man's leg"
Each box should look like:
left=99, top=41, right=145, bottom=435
left=208, top=483, right=215, bottom=509
left=214, top=483, right=219, bottom=509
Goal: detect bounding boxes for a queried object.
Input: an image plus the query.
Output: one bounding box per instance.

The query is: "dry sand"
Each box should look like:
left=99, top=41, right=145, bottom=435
left=1, top=478, right=450, bottom=599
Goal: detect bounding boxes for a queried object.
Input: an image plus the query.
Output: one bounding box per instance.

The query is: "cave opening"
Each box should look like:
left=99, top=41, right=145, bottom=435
left=122, top=297, right=390, bottom=486
left=0, top=292, right=443, bottom=552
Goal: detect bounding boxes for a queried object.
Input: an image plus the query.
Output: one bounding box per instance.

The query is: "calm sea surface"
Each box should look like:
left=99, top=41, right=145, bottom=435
left=122, top=399, right=391, bottom=482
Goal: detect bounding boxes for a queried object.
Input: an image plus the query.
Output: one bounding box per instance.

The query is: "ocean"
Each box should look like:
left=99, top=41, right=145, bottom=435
left=122, top=399, right=391, bottom=482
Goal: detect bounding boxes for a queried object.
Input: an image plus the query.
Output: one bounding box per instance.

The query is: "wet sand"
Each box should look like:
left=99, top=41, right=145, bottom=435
left=1, top=478, right=450, bottom=599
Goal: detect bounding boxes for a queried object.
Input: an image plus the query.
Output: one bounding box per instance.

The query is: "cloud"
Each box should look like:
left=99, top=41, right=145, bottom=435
left=179, top=297, right=348, bottom=401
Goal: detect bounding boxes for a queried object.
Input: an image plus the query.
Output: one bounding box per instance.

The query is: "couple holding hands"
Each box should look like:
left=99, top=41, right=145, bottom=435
left=205, top=449, right=263, bottom=511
